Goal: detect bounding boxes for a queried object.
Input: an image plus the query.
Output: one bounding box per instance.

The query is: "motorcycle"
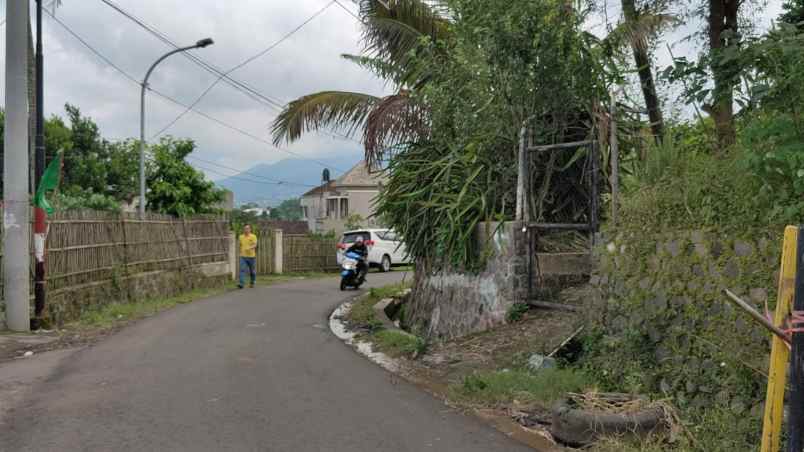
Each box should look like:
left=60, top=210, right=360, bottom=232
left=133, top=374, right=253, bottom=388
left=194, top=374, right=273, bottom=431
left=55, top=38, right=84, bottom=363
left=340, top=250, right=367, bottom=291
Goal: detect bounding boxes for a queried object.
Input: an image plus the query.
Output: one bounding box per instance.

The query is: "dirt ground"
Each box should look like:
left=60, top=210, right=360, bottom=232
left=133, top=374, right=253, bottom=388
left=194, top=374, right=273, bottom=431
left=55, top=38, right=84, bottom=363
left=361, top=285, right=591, bottom=451
left=0, top=323, right=129, bottom=363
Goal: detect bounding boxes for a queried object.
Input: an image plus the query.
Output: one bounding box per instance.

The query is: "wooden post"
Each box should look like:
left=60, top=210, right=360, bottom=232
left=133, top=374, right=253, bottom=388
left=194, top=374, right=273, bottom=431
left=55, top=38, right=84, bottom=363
left=762, top=226, right=799, bottom=452
left=609, top=92, right=619, bottom=226
left=515, top=125, right=528, bottom=222
left=589, top=141, right=600, bottom=236
left=789, top=226, right=804, bottom=451
left=229, top=231, right=237, bottom=281
left=273, top=229, right=284, bottom=275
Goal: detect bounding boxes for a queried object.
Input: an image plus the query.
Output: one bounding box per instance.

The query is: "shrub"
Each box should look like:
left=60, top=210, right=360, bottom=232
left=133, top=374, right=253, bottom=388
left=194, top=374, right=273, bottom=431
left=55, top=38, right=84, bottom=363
left=505, top=302, right=530, bottom=323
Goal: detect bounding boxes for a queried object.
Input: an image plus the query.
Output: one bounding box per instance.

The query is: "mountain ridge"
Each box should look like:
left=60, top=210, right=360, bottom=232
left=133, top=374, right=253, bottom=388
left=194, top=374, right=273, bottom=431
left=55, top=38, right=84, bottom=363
left=213, top=153, right=362, bottom=206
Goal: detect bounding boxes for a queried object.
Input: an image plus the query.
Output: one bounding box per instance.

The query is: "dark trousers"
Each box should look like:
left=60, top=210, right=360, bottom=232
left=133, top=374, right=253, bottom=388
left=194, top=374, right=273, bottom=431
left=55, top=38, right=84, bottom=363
left=239, top=257, right=256, bottom=287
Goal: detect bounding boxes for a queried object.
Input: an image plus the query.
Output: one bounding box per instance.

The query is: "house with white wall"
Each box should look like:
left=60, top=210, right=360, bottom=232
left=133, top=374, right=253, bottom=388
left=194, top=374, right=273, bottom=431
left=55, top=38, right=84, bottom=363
left=300, top=161, right=386, bottom=234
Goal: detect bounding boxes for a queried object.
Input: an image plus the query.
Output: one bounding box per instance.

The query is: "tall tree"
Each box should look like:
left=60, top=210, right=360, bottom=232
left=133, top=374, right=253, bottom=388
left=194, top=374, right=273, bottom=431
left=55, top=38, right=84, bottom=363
left=704, top=0, right=741, bottom=149
left=618, top=0, right=670, bottom=143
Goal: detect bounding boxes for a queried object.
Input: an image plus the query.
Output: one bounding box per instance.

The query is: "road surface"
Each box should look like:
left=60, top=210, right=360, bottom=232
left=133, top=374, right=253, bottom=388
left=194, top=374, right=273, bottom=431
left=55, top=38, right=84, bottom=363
left=1, top=273, right=531, bottom=452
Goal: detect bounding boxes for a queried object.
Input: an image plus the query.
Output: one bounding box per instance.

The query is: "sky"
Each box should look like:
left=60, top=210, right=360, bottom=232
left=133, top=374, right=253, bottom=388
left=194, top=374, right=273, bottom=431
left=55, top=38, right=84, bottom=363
left=0, top=0, right=788, bottom=181
left=0, top=0, right=388, bottom=181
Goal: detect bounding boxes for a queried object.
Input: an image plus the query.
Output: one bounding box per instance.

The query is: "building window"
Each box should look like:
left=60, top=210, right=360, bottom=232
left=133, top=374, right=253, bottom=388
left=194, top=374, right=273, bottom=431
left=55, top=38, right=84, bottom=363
left=327, top=199, right=338, bottom=218
left=340, top=198, right=349, bottom=218
left=302, top=206, right=308, bottom=219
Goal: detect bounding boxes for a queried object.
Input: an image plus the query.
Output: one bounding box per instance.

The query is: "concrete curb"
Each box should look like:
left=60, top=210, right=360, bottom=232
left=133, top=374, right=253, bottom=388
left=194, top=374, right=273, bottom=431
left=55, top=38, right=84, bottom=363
left=329, top=299, right=399, bottom=373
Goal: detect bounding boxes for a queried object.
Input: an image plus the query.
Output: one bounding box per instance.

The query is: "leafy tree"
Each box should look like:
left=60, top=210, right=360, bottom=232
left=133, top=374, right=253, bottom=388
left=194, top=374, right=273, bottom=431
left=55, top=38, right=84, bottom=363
left=105, top=140, right=139, bottom=202
left=378, top=0, right=607, bottom=268
left=269, top=198, right=302, bottom=221
left=345, top=213, right=365, bottom=230
left=63, top=103, right=110, bottom=194
left=146, top=138, right=224, bottom=216
left=781, top=0, right=804, bottom=26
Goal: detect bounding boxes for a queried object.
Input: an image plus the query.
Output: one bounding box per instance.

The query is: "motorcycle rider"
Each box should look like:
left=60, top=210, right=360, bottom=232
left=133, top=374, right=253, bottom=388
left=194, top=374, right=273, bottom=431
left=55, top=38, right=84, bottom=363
left=345, top=235, right=369, bottom=277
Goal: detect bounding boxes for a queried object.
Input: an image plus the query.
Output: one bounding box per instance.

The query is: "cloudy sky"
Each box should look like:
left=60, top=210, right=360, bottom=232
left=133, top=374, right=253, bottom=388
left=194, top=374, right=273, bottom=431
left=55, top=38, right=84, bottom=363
left=0, top=0, right=788, bottom=181
left=0, top=0, right=387, bottom=180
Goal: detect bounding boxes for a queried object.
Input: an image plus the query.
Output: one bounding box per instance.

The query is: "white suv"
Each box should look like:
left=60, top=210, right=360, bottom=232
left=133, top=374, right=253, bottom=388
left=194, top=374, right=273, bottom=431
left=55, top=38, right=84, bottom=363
left=336, top=229, right=411, bottom=272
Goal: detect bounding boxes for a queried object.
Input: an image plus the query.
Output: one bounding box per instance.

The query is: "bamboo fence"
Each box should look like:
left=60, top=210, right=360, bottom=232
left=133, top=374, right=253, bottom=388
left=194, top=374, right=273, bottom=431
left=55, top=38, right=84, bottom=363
left=282, top=234, right=339, bottom=273
left=0, top=209, right=230, bottom=298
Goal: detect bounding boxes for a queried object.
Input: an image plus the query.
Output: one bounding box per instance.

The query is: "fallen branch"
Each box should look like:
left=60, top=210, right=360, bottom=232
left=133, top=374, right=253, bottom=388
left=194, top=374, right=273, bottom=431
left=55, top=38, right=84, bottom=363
left=548, top=326, right=585, bottom=358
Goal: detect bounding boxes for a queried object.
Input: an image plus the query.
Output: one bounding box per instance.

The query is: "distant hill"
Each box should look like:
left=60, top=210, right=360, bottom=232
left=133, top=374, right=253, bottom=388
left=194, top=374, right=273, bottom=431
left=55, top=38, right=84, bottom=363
left=213, top=153, right=362, bottom=206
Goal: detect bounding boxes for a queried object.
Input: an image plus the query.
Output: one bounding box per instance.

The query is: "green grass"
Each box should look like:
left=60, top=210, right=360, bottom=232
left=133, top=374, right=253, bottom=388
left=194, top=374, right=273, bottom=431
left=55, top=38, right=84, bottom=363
left=74, top=272, right=335, bottom=329
left=74, top=286, right=230, bottom=328
left=372, top=330, right=426, bottom=357
left=346, top=282, right=411, bottom=331
left=449, top=368, right=592, bottom=407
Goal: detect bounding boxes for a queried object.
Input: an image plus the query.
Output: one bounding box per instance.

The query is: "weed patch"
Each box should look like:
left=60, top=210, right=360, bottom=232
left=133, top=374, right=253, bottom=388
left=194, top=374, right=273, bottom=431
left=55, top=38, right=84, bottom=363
left=449, top=368, right=592, bottom=407
left=505, top=302, right=530, bottom=323
left=373, top=330, right=427, bottom=357
left=345, top=282, right=410, bottom=331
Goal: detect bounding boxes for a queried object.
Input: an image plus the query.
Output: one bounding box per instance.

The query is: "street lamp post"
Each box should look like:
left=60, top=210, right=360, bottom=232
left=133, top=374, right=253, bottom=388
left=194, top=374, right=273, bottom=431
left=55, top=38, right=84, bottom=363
left=139, top=38, right=214, bottom=218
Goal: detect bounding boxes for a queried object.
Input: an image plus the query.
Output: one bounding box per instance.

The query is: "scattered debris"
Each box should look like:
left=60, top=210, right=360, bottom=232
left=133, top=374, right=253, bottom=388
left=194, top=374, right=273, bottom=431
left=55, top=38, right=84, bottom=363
left=527, top=354, right=557, bottom=372
left=23, top=351, right=33, bottom=358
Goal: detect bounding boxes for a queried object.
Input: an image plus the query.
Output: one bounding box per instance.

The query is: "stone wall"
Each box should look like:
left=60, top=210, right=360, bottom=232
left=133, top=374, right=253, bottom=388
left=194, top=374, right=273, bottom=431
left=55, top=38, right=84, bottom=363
left=587, top=228, right=781, bottom=412
left=46, top=262, right=229, bottom=327
left=406, top=221, right=530, bottom=340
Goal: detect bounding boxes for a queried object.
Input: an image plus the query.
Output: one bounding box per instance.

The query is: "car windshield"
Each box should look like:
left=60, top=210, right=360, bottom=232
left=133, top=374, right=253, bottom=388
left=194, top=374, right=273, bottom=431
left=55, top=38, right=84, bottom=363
left=341, top=232, right=370, bottom=244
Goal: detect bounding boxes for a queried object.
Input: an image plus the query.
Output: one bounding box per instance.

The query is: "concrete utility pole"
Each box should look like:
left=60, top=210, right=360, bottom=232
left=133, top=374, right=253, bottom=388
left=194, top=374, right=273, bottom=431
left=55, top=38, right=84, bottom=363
left=5, top=0, right=32, bottom=332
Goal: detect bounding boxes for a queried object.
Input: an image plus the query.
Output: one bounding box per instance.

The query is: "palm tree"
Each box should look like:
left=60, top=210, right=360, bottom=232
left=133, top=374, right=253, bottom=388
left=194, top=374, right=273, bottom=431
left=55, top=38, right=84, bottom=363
left=271, top=0, right=449, bottom=167
left=605, top=0, right=677, bottom=144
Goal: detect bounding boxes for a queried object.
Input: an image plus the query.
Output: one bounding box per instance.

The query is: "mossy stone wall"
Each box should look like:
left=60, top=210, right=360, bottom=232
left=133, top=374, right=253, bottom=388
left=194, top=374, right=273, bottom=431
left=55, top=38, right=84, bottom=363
left=588, top=227, right=782, bottom=415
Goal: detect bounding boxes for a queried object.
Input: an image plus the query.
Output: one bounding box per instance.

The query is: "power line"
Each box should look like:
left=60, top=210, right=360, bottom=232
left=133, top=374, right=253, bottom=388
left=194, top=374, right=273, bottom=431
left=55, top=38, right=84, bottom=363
left=45, top=10, right=347, bottom=172
left=185, top=155, right=319, bottom=188
left=96, top=0, right=361, bottom=145
left=192, top=163, right=314, bottom=189
left=152, top=0, right=336, bottom=139
left=333, top=0, right=363, bottom=22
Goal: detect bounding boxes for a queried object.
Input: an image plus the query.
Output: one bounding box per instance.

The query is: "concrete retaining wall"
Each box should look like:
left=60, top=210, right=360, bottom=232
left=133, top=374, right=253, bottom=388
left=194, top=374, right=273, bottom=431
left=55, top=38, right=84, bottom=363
left=406, top=222, right=530, bottom=340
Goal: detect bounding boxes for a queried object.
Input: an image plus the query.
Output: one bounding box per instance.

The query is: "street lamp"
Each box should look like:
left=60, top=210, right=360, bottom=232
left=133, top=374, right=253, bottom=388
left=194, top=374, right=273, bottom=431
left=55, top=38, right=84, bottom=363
left=139, top=38, right=214, bottom=217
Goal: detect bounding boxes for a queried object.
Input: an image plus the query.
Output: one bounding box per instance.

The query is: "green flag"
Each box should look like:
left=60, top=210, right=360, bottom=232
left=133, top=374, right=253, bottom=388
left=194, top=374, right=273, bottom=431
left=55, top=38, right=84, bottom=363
left=34, top=153, right=62, bottom=215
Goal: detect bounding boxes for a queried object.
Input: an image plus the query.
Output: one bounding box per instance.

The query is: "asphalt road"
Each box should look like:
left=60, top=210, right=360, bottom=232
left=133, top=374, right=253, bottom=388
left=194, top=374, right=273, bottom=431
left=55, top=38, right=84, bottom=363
left=1, top=273, right=531, bottom=452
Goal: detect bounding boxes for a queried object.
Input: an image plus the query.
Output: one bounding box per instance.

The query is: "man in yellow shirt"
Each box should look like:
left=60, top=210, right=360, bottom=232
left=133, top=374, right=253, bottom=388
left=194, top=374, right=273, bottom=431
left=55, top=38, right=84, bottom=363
left=238, top=224, right=258, bottom=289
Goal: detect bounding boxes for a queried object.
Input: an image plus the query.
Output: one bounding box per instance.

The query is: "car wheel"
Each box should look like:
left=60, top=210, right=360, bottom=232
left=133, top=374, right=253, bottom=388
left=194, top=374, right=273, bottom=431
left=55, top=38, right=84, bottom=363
left=380, top=255, right=392, bottom=273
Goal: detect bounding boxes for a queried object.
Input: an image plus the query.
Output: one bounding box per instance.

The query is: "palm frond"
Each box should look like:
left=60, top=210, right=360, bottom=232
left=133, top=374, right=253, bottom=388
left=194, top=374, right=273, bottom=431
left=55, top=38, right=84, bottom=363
left=341, top=53, right=402, bottom=86
left=605, top=13, right=679, bottom=52
left=363, top=90, right=429, bottom=167
left=358, top=0, right=450, bottom=66
left=271, top=91, right=380, bottom=145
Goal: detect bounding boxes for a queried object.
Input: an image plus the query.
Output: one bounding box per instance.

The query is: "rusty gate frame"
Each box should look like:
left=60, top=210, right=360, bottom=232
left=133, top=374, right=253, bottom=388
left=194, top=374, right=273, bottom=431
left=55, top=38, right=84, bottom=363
left=515, top=127, right=601, bottom=305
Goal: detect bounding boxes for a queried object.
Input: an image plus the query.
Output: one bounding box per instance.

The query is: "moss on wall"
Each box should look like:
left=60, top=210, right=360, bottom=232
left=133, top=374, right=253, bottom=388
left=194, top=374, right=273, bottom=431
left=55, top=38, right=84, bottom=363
left=586, top=226, right=783, bottom=417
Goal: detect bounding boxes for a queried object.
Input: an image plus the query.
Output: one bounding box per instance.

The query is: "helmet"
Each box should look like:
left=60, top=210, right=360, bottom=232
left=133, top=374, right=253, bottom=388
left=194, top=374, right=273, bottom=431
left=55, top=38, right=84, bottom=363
left=355, top=236, right=364, bottom=243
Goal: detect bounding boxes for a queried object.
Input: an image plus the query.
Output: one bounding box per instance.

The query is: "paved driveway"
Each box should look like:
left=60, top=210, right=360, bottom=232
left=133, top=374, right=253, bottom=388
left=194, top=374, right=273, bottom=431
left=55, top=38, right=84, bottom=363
left=1, top=273, right=532, bottom=452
